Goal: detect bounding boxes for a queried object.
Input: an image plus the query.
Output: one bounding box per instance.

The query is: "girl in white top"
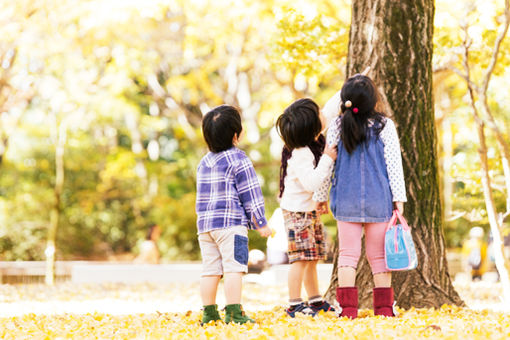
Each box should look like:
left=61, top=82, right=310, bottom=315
left=276, top=98, right=337, bottom=317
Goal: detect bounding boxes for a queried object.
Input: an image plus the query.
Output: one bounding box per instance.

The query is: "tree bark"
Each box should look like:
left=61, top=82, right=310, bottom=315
left=326, top=0, right=464, bottom=308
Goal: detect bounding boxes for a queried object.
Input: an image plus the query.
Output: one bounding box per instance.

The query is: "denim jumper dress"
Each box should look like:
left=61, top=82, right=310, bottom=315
left=330, top=121, right=393, bottom=223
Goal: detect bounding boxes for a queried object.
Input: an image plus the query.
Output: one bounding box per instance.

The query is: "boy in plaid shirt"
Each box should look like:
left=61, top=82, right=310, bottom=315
left=196, top=105, right=272, bottom=325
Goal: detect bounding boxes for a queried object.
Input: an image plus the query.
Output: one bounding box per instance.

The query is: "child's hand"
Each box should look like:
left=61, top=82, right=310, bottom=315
left=257, top=225, right=272, bottom=238
left=394, top=202, right=404, bottom=215
left=316, top=201, right=329, bottom=215
left=324, top=143, right=337, bottom=160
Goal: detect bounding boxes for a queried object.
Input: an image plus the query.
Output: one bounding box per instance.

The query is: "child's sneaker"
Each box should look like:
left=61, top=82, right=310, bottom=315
left=286, top=302, right=317, bottom=317
left=201, top=304, right=222, bottom=326
left=224, top=304, right=255, bottom=324
left=309, top=300, right=336, bottom=314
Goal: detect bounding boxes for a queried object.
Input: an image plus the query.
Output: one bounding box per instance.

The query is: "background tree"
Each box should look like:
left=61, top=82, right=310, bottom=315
left=325, top=0, right=464, bottom=308
left=436, top=0, right=510, bottom=303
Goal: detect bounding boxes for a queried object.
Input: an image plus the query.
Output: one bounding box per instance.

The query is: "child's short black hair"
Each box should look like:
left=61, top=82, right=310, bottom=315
left=276, top=98, right=322, bottom=149
left=202, top=105, right=243, bottom=153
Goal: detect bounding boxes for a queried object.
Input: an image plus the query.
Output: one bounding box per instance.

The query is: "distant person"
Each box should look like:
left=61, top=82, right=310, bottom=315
left=276, top=98, right=337, bottom=317
left=266, top=208, right=289, bottom=265
left=134, top=224, right=161, bottom=264
left=462, top=226, right=487, bottom=281
left=487, top=231, right=496, bottom=273
left=196, top=105, right=271, bottom=325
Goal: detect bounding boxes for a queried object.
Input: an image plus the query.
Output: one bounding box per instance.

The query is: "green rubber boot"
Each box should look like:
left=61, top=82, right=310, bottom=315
left=201, top=304, right=222, bottom=326
left=224, top=304, right=255, bottom=324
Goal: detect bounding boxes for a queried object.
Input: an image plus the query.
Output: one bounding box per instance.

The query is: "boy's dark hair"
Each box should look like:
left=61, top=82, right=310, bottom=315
left=202, top=105, right=243, bottom=153
left=276, top=98, right=325, bottom=197
left=340, top=74, right=386, bottom=154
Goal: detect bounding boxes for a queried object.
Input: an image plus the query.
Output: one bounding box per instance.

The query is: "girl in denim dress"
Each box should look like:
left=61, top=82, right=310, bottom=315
left=314, top=75, right=407, bottom=318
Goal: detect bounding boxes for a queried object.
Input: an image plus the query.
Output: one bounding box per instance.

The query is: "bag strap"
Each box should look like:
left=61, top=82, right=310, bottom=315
left=394, top=209, right=410, bottom=231
left=386, top=211, right=398, bottom=232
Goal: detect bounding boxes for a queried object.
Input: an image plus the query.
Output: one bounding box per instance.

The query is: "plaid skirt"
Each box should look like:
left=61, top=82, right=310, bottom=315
left=282, top=209, right=327, bottom=263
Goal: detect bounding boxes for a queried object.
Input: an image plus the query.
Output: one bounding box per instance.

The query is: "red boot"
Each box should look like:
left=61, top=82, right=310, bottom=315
left=373, top=287, right=396, bottom=317
left=336, top=287, right=358, bottom=319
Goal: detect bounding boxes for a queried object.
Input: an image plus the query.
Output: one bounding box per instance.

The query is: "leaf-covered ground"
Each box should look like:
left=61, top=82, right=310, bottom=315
left=0, top=281, right=509, bottom=339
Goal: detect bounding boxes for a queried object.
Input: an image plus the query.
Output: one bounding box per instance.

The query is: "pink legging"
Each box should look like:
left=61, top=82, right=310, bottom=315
left=337, top=221, right=388, bottom=275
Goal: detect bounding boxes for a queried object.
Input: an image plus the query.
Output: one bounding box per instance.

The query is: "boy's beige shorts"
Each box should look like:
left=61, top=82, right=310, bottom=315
left=198, top=225, right=249, bottom=276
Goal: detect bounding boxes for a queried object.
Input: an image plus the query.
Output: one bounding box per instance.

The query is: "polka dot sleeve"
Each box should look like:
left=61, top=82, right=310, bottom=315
left=322, top=90, right=342, bottom=126
left=379, top=119, right=407, bottom=202
left=312, top=117, right=341, bottom=202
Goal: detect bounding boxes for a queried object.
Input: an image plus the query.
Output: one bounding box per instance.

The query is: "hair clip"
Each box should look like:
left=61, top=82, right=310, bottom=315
left=344, top=100, right=352, bottom=108
left=353, top=108, right=359, bottom=114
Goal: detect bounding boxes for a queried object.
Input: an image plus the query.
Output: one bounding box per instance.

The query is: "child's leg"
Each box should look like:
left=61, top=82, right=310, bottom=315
left=365, top=222, right=394, bottom=317
left=224, top=272, right=243, bottom=304
left=364, top=222, right=391, bottom=287
left=198, top=232, right=224, bottom=324
left=303, top=260, right=320, bottom=298
left=214, top=226, right=248, bottom=304
left=335, top=221, right=362, bottom=318
left=200, top=275, right=221, bottom=305
left=215, top=226, right=254, bottom=324
left=198, top=232, right=223, bottom=306
left=304, top=259, right=335, bottom=313
left=337, top=221, right=363, bottom=287
left=288, top=260, right=307, bottom=300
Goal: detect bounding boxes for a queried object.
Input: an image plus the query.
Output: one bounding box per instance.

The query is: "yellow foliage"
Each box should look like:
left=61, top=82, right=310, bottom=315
left=0, top=281, right=508, bottom=339
left=0, top=307, right=509, bottom=339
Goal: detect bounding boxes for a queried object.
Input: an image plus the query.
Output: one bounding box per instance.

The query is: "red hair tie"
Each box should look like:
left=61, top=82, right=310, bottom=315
left=353, top=108, right=359, bottom=114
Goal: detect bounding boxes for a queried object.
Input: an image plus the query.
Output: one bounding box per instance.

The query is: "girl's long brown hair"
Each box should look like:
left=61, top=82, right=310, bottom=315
left=276, top=98, right=325, bottom=198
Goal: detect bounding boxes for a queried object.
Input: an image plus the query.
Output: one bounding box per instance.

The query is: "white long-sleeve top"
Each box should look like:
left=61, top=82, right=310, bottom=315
left=313, top=116, right=407, bottom=203
left=280, top=147, right=335, bottom=212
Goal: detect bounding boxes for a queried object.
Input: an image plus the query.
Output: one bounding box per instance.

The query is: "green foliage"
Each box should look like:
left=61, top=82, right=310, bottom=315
left=434, top=0, right=510, bottom=246
left=0, top=0, right=508, bottom=261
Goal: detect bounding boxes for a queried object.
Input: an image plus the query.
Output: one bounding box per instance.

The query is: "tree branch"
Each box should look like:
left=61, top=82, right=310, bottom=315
left=435, top=65, right=481, bottom=93
left=481, top=0, right=510, bottom=94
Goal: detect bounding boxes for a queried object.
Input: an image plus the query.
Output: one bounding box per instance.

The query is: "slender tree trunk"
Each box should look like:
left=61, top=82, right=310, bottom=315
left=480, top=93, right=510, bottom=215
left=462, top=29, right=510, bottom=303
left=477, top=0, right=510, bottom=217
left=45, top=120, right=66, bottom=285
left=473, top=117, right=510, bottom=303
left=326, top=0, right=464, bottom=308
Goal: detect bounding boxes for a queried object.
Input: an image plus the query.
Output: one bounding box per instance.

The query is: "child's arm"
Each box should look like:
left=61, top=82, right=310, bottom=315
left=312, top=178, right=331, bottom=206
left=252, top=216, right=272, bottom=237
left=234, top=155, right=270, bottom=236
left=322, top=90, right=342, bottom=127
left=312, top=118, right=341, bottom=203
left=294, top=147, right=335, bottom=193
left=380, top=119, right=407, bottom=204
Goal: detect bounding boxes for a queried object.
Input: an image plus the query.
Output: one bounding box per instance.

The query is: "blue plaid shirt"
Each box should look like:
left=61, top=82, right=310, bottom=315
left=196, top=147, right=267, bottom=234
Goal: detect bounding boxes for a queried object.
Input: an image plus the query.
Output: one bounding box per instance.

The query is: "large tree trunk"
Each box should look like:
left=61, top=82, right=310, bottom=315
left=325, top=0, right=464, bottom=308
